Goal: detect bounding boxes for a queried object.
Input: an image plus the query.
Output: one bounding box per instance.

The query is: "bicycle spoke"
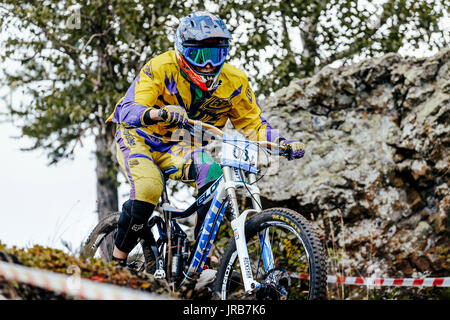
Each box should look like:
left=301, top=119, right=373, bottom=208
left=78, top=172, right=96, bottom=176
left=219, top=216, right=320, bottom=300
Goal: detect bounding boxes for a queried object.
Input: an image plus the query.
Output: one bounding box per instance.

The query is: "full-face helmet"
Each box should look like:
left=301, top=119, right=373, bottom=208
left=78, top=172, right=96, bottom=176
left=174, top=11, right=232, bottom=91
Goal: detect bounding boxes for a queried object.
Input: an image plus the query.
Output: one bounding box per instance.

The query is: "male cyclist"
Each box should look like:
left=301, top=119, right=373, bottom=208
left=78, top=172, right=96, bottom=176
left=106, top=11, right=305, bottom=268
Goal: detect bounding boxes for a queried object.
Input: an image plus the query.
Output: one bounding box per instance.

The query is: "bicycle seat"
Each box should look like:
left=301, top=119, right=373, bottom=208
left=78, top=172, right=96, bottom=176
left=162, top=166, right=178, bottom=181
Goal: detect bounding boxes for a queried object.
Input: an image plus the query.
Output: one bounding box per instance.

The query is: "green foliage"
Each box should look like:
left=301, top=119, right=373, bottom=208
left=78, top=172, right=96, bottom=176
left=0, top=243, right=173, bottom=299
left=217, top=0, right=449, bottom=95
left=0, top=241, right=219, bottom=299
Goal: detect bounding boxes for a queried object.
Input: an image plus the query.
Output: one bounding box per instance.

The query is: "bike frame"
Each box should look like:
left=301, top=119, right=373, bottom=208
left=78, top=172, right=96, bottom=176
left=155, top=120, right=286, bottom=293
left=161, top=167, right=264, bottom=292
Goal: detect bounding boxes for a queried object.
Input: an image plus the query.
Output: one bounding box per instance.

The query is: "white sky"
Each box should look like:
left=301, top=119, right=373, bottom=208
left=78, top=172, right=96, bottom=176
left=0, top=116, right=100, bottom=252
left=0, top=4, right=448, bottom=254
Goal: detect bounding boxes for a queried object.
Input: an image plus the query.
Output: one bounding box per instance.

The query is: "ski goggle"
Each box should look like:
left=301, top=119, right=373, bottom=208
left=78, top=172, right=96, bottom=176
left=184, top=46, right=229, bottom=68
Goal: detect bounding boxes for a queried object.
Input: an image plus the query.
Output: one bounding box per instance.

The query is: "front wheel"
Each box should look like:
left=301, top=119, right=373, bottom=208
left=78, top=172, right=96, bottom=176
left=214, top=208, right=327, bottom=300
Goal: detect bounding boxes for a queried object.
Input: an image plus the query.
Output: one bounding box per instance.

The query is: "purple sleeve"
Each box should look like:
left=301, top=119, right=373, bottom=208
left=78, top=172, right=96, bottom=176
left=109, top=61, right=161, bottom=127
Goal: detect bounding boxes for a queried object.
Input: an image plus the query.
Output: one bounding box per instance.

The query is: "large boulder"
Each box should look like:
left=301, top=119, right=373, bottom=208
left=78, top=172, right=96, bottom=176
left=259, top=48, right=450, bottom=279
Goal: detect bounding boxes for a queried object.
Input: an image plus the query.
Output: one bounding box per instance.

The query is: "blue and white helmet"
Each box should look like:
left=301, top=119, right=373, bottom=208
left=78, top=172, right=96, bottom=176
left=174, top=11, right=232, bottom=91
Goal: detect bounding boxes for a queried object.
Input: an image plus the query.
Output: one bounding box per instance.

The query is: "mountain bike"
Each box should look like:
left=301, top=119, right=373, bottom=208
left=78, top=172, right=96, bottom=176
left=81, top=120, right=327, bottom=300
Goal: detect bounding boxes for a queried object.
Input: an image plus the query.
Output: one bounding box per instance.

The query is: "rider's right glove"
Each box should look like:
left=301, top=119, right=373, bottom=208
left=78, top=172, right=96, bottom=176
left=280, top=140, right=306, bottom=161
left=158, top=105, right=188, bottom=128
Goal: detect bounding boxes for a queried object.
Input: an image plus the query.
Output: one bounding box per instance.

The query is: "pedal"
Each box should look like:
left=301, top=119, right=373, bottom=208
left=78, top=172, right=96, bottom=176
left=154, top=269, right=166, bottom=279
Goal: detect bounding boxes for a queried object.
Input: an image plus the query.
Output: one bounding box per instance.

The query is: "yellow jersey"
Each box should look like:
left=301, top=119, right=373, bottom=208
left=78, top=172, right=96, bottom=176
left=106, top=50, right=284, bottom=152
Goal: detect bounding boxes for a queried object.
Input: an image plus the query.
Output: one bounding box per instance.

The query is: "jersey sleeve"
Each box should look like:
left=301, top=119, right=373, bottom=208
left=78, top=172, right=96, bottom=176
left=228, top=75, right=285, bottom=144
left=106, top=60, right=162, bottom=127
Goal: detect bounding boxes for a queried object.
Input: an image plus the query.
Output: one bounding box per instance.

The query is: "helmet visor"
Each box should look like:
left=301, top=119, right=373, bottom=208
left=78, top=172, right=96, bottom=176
left=184, top=46, right=229, bottom=68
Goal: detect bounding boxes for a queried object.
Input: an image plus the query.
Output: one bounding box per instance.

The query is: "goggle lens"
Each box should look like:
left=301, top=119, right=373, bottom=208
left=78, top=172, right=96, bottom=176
left=185, top=46, right=229, bottom=67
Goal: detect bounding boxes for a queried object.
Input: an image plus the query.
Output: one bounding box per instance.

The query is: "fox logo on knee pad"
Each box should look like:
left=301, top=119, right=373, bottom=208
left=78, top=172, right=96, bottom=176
left=131, top=224, right=144, bottom=232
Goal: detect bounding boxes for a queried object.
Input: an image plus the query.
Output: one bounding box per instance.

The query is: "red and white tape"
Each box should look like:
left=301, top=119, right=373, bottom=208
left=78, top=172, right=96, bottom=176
left=327, top=275, right=450, bottom=287
left=0, top=261, right=174, bottom=300
left=292, top=272, right=450, bottom=287
left=2, top=259, right=448, bottom=300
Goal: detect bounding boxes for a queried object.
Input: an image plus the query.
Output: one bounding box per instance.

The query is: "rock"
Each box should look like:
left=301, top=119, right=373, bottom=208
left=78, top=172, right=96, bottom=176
left=258, top=47, right=450, bottom=278
left=413, top=222, right=432, bottom=241
left=410, top=255, right=431, bottom=272
left=410, top=160, right=429, bottom=180
left=405, top=189, right=426, bottom=213
left=398, top=258, right=414, bottom=275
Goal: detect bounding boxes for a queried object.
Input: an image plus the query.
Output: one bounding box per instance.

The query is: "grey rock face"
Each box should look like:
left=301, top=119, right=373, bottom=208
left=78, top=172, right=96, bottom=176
left=259, top=48, right=450, bottom=278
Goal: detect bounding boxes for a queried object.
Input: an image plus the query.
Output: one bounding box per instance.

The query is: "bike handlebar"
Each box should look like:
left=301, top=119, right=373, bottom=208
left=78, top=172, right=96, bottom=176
left=186, top=119, right=287, bottom=152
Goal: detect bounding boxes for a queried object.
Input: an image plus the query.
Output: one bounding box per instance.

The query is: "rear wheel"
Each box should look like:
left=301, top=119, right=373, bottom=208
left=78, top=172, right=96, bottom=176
left=81, top=212, right=156, bottom=273
left=214, top=208, right=327, bottom=300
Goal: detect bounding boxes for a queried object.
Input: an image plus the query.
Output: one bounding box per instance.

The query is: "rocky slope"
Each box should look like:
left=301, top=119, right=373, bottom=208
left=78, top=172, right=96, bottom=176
left=259, top=48, right=449, bottom=281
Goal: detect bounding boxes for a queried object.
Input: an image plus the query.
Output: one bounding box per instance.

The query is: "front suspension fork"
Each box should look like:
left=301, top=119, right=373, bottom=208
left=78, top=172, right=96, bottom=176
left=223, top=167, right=262, bottom=292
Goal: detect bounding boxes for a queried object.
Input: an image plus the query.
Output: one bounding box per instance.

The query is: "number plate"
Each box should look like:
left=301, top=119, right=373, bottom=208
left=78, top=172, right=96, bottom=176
left=221, top=134, right=258, bottom=173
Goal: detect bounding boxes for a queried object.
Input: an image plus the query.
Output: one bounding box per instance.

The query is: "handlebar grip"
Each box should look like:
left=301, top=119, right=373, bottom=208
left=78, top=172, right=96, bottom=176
left=257, top=141, right=287, bottom=151
left=280, top=144, right=292, bottom=157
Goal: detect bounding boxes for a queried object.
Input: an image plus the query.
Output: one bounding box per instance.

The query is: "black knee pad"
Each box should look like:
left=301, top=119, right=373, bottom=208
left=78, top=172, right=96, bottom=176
left=114, top=199, right=155, bottom=253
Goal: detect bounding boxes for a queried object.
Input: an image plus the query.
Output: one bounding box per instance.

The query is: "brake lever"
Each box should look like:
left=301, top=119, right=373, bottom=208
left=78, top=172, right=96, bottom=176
left=280, top=144, right=292, bottom=158
left=265, top=144, right=290, bottom=157
left=184, top=121, right=194, bottom=133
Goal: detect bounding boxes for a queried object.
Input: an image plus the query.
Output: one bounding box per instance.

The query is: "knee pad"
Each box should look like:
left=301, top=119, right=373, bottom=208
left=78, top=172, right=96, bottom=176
left=114, top=199, right=155, bottom=253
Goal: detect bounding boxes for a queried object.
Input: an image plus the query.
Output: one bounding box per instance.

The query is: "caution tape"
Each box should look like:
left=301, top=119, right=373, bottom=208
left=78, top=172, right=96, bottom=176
left=0, top=261, right=174, bottom=300
left=326, top=275, right=450, bottom=287
left=292, top=272, right=450, bottom=287
left=2, top=259, right=448, bottom=300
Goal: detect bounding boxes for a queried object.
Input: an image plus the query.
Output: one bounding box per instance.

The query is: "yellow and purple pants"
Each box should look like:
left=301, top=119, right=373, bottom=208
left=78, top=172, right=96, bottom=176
left=115, top=126, right=222, bottom=205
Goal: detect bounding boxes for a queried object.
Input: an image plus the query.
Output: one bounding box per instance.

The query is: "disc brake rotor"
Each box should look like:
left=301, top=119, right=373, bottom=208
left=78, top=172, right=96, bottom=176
left=257, top=267, right=291, bottom=300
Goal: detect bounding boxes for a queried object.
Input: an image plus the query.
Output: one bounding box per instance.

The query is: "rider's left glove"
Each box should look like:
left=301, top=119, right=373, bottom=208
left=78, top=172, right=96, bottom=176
left=280, top=140, right=306, bottom=160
